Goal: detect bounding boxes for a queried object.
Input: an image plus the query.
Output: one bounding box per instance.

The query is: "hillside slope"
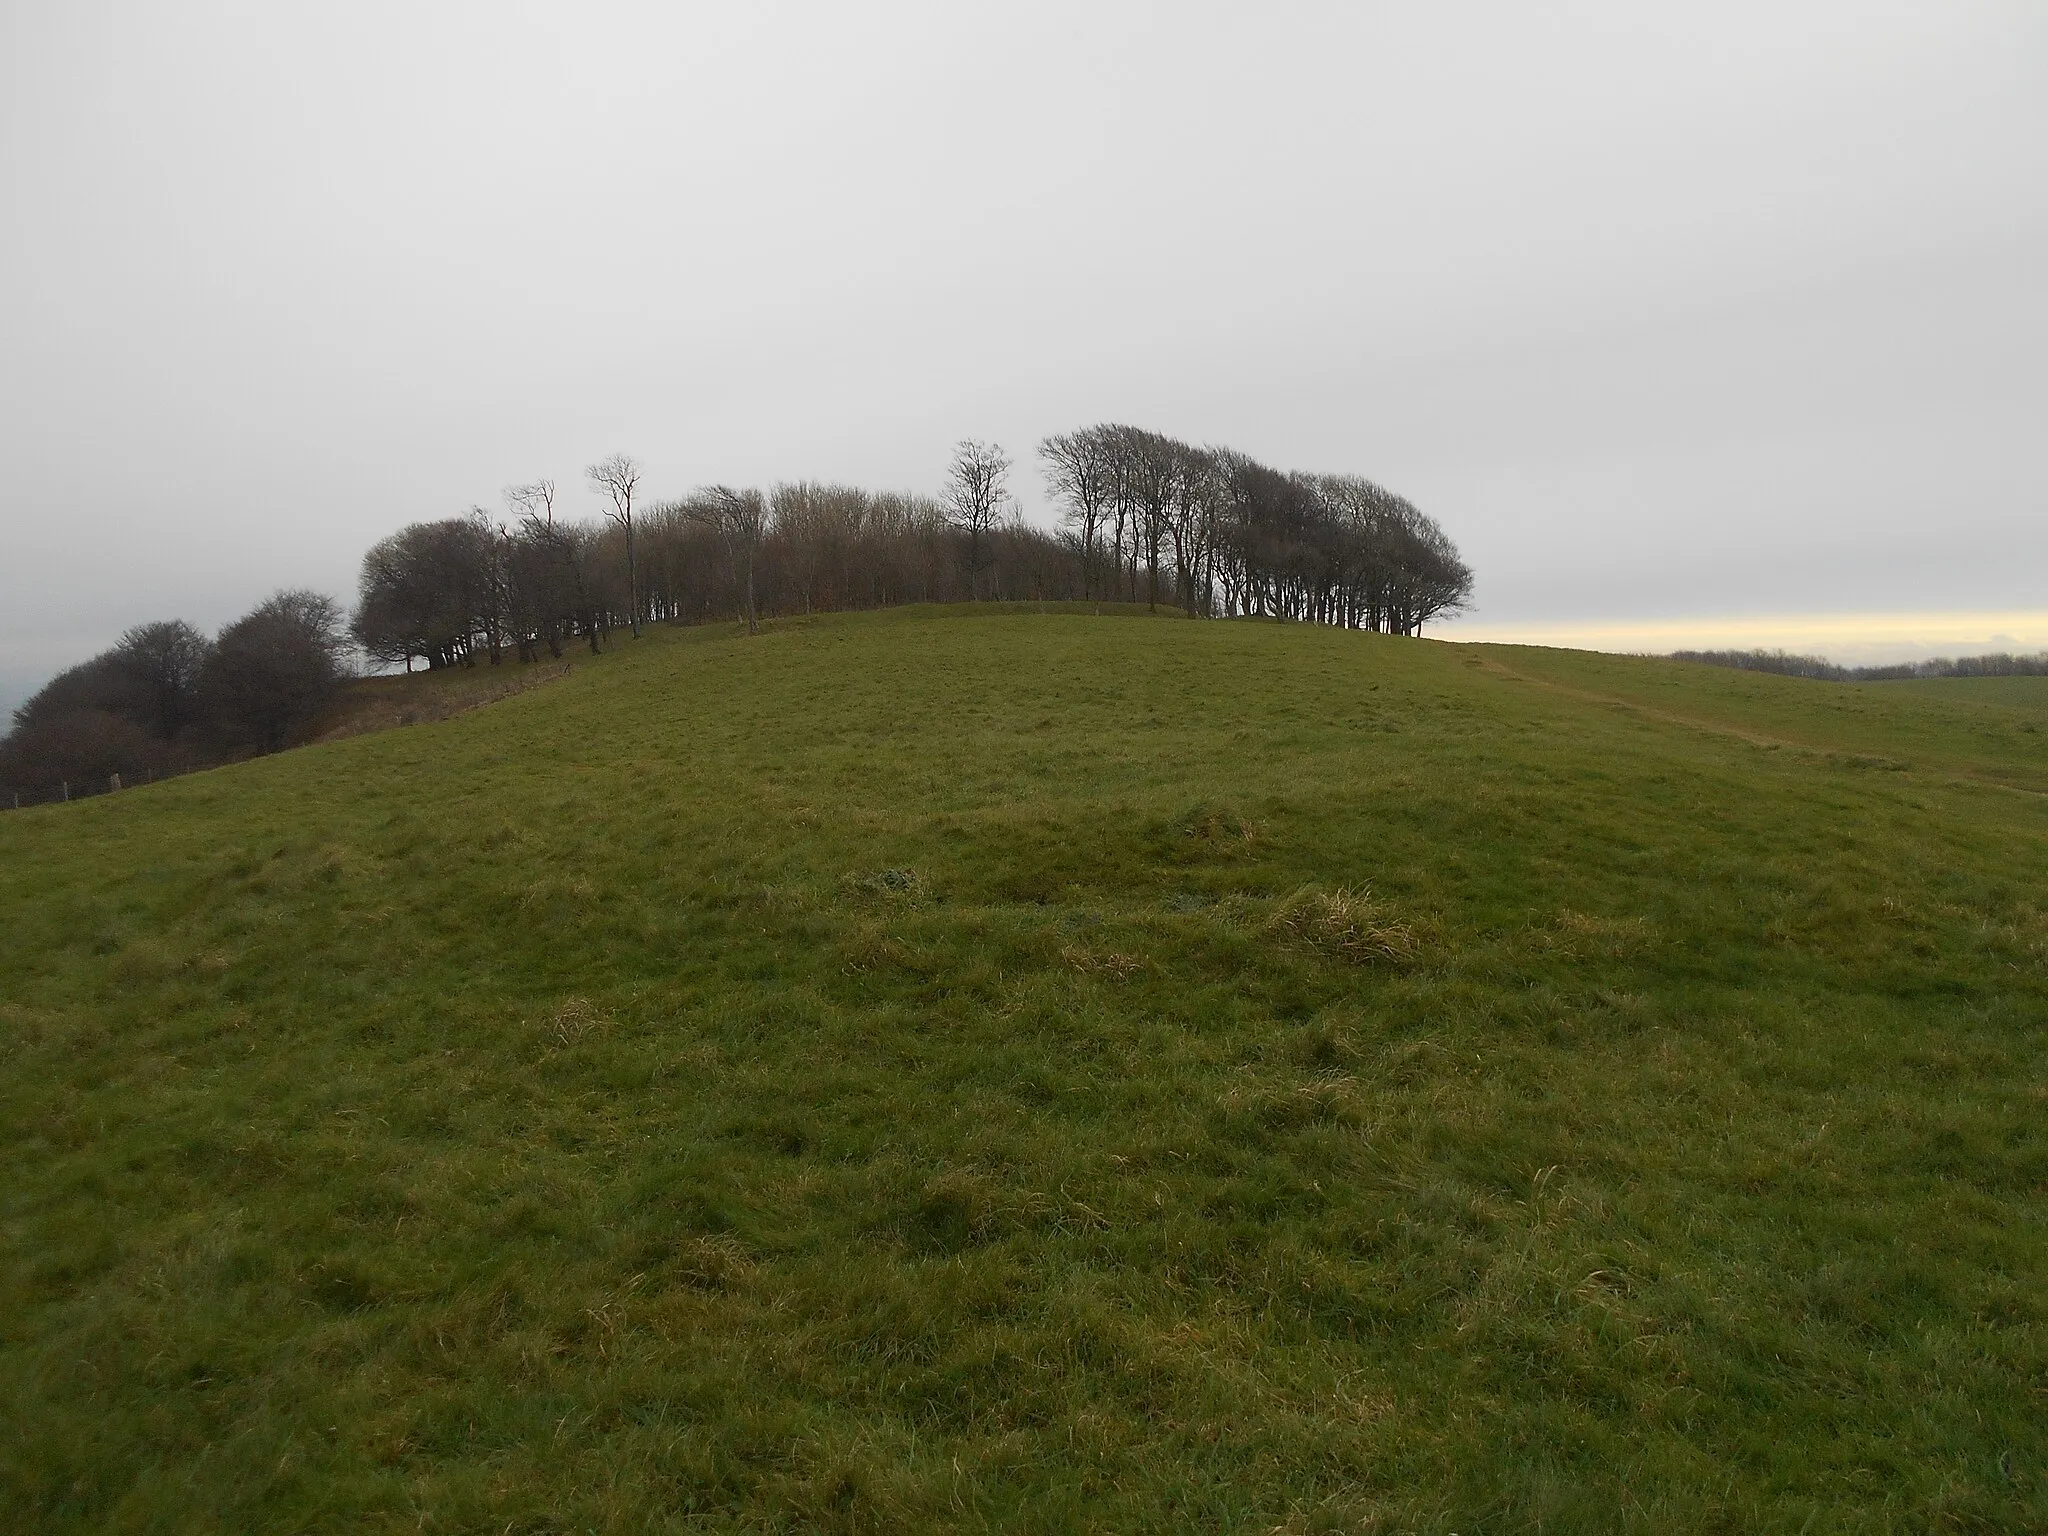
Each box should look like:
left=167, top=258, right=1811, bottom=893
left=3, top=608, right=2045, bottom=1532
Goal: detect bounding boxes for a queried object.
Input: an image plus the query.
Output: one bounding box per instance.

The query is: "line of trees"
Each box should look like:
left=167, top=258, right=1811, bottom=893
left=1038, top=425, right=1471, bottom=632
left=4, top=431, right=1470, bottom=806
left=350, top=435, right=1471, bottom=675
left=0, top=594, right=351, bottom=806
left=343, top=453, right=1083, bottom=671
left=1671, top=648, right=2048, bottom=682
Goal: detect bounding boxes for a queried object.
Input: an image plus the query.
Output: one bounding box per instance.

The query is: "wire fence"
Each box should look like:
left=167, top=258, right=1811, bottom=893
left=4, top=764, right=197, bottom=811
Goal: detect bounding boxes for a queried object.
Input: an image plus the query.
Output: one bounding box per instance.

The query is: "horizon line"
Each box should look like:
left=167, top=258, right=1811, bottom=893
left=1434, top=609, right=2048, bottom=662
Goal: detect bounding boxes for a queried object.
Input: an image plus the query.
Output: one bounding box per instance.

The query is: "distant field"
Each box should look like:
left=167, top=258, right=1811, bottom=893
left=3, top=607, right=2044, bottom=1532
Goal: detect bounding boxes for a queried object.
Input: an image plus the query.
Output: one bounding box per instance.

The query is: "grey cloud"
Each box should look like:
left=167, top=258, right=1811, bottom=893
left=2, top=1, right=2043, bottom=695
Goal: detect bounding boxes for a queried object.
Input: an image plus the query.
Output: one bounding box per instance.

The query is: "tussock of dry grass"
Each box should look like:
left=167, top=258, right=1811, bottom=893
left=841, top=867, right=929, bottom=902
left=1540, top=908, right=1654, bottom=959
left=1057, top=941, right=1146, bottom=979
left=1268, top=884, right=1420, bottom=964
left=550, top=996, right=606, bottom=1046
left=661, top=1234, right=754, bottom=1291
left=1178, top=802, right=1262, bottom=844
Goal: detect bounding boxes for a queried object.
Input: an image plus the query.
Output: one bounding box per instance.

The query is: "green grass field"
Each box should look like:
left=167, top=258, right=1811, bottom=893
left=3, top=606, right=2044, bottom=1533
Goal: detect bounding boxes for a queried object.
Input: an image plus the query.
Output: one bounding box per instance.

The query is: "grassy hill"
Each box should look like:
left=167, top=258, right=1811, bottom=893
left=3, top=606, right=2044, bottom=1533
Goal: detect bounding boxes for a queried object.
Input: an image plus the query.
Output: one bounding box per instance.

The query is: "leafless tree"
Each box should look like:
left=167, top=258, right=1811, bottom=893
left=506, top=478, right=557, bottom=530
left=1165, top=443, right=1223, bottom=617
left=506, top=479, right=606, bottom=656
left=943, top=439, right=1012, bottom=599
left=501, top=481, right=557, bottom=657
left=683, top=485, right=769, bottom=634
left=113, top=620, right=211, bottom=736
left=201, top=590, right=353, bottom=754
left=586, top=453, right=644, bottom=638
left=1038, top=429, right=1117, bottom=600
left=772, top=482, right=874, bottom=613
left=1114, top=427, right=1177, bottom=612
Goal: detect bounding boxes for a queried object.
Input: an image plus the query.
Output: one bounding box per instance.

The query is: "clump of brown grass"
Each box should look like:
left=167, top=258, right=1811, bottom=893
left=1541, top=909, right=1652, bottom=959
left=1059, top=942, right=1145, bottom=980
left=1179, top=802, right=1261, bottom=843
left=1217, top=1076, right=1363, bottom=1131
left=519, top=874, right=597, bottom=912
left=839, top=923, right=928, bottom=976
left=1269, top=886, right=1418, bottom=965
left=841, top=867, right=929, bottom=902
left=552, top=996, right=606, bottom=1046
left=670, top=1234, right=753, bottom=1291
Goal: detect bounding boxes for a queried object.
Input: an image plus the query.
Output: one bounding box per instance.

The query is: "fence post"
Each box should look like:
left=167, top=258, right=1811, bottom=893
left=61, top=781, right=69, bottom=802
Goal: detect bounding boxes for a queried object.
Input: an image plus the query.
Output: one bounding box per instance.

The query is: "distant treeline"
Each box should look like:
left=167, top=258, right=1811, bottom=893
left=3, top=426, right=1470, bottom=807
left=0, top=595, right=351, bottom=807
left=1669, top=648, right=2048, bottom=682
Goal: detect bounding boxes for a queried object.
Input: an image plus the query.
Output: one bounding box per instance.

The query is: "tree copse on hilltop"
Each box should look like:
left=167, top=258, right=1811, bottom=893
left=0, top=425, right=1470, bottom=806
left=334, top=427, right=1469, bottom=680
left=1036, top=427, right=1471, bottom=632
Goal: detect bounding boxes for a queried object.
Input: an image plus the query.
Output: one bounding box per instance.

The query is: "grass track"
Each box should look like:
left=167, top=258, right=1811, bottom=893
left=2, top=607, right=2045, bottom=1532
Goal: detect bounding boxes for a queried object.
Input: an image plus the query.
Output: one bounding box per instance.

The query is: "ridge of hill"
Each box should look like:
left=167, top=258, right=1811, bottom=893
left=3, top=607, right=2044, bottom=1532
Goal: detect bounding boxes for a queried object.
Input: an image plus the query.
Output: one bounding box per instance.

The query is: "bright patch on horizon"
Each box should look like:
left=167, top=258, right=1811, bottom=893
left=1437, top=611, right=2048, bottom=667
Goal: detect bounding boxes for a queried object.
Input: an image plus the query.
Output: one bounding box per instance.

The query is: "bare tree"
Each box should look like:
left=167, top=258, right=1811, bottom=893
left=586, top=454, right=644, bottom=638
left=504, top=479, right=607, bottom=654
left=773, top=482, right=875, bottom=613
left=683, top=485, right=768, bottom=634
left=505, top=477, right=557, bottom=530
left=1038, top=430, right=1116, bottom=600
left=1116, top=427, right=1177, bottom=612
left=504, top=479, right=558, bottom=658
left=943, top=439, right=1011, bottom=600
left=1166, top=444, right=1222, bottom=617
left=201, top=590, right=352, bottom=754
left=112, top=620, right=211, bottom=736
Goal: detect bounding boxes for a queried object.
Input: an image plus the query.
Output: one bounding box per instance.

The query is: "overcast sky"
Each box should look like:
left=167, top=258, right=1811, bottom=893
left=3, top=1, right=2044, bottom=714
